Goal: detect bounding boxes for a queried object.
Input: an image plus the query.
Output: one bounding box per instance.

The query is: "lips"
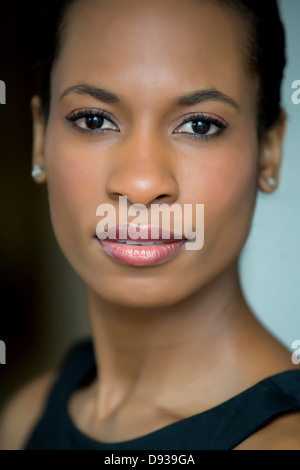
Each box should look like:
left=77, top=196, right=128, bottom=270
left=96, top=224, right=186, bottom=266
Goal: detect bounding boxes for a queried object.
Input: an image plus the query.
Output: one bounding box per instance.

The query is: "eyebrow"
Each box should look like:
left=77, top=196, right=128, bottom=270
left=60, top=83, right=120, bottom=104
left=60, top=83, right=240, bottom=112
left=174, top=89, right=240, bottom=112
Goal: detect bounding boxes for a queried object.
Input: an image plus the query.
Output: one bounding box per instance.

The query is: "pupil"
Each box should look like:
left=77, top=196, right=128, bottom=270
left=86, top=115, right=103, bottom=129
left=192, top=120, right=210, bottom=134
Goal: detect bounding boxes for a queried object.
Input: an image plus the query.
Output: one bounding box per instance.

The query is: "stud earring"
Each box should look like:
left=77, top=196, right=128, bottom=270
left=31, top=164, right=44, bottom=179
left=267, top=176, right=276, bottom=188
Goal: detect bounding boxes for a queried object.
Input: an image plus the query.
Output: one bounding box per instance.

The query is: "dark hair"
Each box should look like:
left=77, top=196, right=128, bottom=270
left=34, top=0, right=286, bottom=138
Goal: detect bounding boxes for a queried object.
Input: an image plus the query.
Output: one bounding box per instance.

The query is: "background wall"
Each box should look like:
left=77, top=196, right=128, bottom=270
left=240, top=0, right=300, bottom=349
left=0, top=1, right=299, bottom=406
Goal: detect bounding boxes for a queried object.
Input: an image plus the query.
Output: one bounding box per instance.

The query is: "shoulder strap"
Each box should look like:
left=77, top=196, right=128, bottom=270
left=56, top=338, right=96, bottom=400
left=182, top=369, right=300, bottom=449
left=24, top=338, right=95, bottom=449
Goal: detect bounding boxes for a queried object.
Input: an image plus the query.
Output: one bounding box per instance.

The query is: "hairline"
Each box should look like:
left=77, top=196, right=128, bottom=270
left=46, top=0, right=268, bottom=138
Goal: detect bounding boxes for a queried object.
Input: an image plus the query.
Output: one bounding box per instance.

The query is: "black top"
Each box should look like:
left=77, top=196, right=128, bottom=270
left=24, top=339, right=300, bottom=450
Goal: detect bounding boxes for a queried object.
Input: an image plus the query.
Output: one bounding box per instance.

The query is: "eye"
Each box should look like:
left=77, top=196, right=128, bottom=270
left=174, top=114, right=227, bottom=139
left=66, top=109, right=119, bottom=133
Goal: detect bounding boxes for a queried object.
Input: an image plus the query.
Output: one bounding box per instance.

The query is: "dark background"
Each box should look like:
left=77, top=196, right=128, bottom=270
left=0, top=2, right=89, bottom=406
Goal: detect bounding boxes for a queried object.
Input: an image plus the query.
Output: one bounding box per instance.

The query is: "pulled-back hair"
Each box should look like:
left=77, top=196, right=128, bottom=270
left=34, top=0, right=286, bottom=138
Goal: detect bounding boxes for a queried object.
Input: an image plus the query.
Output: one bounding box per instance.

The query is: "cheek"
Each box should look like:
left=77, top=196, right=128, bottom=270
left=206, top=138, right=258, bottom=254
left=182, top=130, right=259, bottom=259
left=44, top=132, right=101, bottom=254
left=207, top=150, right=257, bottom=217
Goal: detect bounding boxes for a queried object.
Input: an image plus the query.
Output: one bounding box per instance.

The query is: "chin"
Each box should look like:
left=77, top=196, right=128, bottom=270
left=106, top=290, right=184, bottom=309
left=91, top=279, right=194, bottom=309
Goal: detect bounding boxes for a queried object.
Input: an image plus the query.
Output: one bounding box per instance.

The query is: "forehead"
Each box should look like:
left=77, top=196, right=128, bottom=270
left=52, top=0, right=255, bottom=107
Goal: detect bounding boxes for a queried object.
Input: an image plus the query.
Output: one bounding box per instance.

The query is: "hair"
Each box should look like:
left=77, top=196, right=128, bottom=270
left=33, top=0, right=286, bottom=138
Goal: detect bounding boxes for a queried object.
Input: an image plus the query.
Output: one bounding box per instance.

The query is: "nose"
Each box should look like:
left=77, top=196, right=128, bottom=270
left=105, top=130, right=179, bottom=206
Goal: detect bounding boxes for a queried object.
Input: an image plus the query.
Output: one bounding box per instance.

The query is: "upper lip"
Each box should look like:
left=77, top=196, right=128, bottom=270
left=96, top=224, right=186, bottom=242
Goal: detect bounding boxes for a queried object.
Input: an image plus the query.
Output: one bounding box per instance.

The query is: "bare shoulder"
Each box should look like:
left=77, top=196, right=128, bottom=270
left=0, top=369, right=58, bottom=450
left=234, top=410, right=300, bottom=450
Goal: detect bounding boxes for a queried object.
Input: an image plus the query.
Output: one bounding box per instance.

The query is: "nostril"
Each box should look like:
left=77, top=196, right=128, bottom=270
left=155, top=194, right=169, bottom=202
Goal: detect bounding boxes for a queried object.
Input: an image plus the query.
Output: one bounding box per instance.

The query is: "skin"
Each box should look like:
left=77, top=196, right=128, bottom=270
left=2, top=0, right=300, bottom=450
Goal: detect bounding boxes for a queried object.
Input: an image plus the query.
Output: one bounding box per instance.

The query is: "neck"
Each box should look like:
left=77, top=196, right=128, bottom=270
left=82, top=262, right=288, bottom=419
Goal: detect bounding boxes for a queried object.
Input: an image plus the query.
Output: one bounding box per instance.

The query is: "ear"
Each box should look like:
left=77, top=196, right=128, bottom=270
left=258, top=109, right=286, bottom=193
left=31, top=95, right=47, bottom=184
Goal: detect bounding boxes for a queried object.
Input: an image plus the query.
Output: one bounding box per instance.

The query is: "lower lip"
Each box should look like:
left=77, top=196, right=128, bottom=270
left=97, top=239, right=186, bottom=266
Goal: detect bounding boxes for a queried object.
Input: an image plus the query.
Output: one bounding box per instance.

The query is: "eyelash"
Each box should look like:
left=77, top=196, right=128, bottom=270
left=174, top=113, right=228, bottom=140
left=66, top=109, right=119, bottom=134
left=65, top=109, right=228, bottom=140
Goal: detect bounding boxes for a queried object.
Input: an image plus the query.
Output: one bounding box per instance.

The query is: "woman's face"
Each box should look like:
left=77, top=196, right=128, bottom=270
left=33, top=0, right=279, bottom=307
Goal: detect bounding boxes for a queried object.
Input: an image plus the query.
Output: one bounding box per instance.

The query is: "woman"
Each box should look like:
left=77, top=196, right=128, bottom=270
left=1, top=0, right=300, bottom=450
